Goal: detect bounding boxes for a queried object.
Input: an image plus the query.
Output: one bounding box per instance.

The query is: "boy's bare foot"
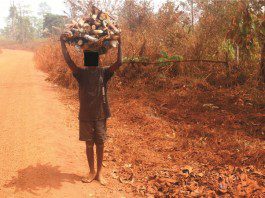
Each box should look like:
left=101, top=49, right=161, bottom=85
left=81, top=172, right=96, bottom=183
left=95, top=174, right=107, bottom=186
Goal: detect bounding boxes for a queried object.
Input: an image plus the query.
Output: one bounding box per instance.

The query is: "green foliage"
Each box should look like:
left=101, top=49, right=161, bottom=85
left=160, top=51, right=169, bottom=59
left=1, top=2, right=61, bottom=41
left=220, top=40, right=236, bottom=60
left=123, top=56, right=150, bottom=63
left=123, top=51, right=183, bottom=67
left=3, top=4, right=36, bottom=43
left=157, top=51, right=183, bottom=66
left=43, top=13, right=65, bottom=36
left=226, top=1, right=264, bottom=59
left=16, top=16, right=35, bottom=43
left=38, top=2, right=51, bottom=17
left=31, top=16, right=43, bottom=38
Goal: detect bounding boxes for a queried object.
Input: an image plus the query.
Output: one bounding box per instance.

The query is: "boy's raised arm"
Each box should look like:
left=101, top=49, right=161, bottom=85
left=109, top=36, right=122, bottom=73
left=60, top=35, right=80, bottom=73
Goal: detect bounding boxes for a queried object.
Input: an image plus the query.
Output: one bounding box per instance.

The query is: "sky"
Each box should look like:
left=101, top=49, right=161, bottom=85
left=0, top=0, right=168, bottom=29
left=0, top=0, right=66, bottom=28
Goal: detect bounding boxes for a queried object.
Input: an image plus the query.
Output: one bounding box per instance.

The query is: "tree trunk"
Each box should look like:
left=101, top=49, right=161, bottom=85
left=191, top=0, right=194, bottom=30
left=261, top=42, right=265, bottom=83
left=236, top=45, right=239, bottom=66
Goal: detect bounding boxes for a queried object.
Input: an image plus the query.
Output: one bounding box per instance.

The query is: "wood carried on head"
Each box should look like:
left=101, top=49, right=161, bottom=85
left=61, top=5, right=121, bottom=54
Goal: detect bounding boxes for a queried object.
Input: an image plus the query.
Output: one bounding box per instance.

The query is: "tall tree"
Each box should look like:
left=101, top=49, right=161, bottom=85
left=43, top=13, right=65, bottom=36
left=119, top=0, right=153, bottom=30
left=3, top=4, right=35, bottom=43
left=8, top=2, right=18, bottom=39
left=38, top=2, right=52, bottom=17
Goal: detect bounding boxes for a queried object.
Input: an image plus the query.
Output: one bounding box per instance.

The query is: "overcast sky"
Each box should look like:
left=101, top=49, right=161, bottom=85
left=0, top=0, right=169, bottom=29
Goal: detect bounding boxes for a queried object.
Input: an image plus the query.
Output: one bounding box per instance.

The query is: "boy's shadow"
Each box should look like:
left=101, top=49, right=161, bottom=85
left=4, top=163, right=81, bottom=195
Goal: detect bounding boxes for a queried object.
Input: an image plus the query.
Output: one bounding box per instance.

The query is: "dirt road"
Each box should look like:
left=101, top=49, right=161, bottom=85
left=0, top=49, right=126, bottom=198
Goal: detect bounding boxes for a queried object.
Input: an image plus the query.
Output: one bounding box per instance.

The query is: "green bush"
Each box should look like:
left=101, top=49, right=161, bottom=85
left=157, top=51, right=183, bottom=66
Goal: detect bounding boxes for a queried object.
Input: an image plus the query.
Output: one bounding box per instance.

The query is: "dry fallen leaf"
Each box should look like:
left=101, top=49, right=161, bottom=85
left=180, top=165, right=193, bottom=178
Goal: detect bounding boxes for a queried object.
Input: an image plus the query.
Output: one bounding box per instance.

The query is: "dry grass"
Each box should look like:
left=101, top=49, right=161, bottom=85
left=34, top=39, right=230, bottom=90
left=34, top=39, right=81, bottom=89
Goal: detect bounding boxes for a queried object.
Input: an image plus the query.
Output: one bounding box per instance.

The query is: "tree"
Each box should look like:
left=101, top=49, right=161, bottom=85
left=226, top=0, right=265, bottom=81
left=227, top=1, right=255, bottom=60
left=8, top=3, right=18, bottom=39
left=119, top=0, right=153, bottom=30
left=256, top=14, right=265, bottom=82
left=193, top=0, right=236, bottom=59
left=3, top=4, right=35, bottom=43
left=261, top=38, right=265, bottom=82
left=38, top=2, right=51, bottom=17
left=250, top=0, right=265, bottom=82
left=43, top=13, right=65, bottom=36
left=157, top=1, right=187, bottom=51
left=31, top=16, right=43, bottom=38
left=16, top=15, right=34, bottom=43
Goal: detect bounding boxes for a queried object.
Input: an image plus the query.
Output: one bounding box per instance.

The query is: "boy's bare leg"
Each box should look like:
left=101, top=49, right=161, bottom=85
left=95, top=143, right=107, bottom=185
left=82, top=142, right=96, bottom=183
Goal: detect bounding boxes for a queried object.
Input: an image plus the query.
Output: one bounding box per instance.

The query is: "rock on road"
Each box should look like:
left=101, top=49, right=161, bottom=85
left=0, top=49, right=125, bottom=198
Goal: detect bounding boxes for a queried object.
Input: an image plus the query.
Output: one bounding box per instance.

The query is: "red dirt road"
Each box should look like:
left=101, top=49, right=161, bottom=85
left=0, top=49, right=126, bottom=197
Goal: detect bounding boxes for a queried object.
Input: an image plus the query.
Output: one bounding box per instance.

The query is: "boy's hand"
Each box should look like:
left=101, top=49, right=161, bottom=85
left=60, top=34, right=67, bottom=42
left=109, top=33, right=122, bottom=73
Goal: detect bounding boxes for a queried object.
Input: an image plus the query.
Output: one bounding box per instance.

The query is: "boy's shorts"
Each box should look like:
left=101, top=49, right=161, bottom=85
left=79, top=119, right=107, bottom=145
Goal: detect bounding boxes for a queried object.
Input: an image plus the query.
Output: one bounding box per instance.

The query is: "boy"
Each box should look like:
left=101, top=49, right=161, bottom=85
left=60, top=35, right=122, bottom=185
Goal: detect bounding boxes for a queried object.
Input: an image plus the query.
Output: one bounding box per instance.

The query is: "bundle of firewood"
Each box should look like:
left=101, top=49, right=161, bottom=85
left=61, top=6, right=121, bottom=54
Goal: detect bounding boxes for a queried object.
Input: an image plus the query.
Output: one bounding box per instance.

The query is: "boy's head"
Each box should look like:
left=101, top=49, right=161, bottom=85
left=84, top=51, right=99, bottom=67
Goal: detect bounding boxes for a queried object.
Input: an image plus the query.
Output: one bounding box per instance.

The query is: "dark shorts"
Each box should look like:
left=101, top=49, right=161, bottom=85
left=79, top=119, right=107, bottom=144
